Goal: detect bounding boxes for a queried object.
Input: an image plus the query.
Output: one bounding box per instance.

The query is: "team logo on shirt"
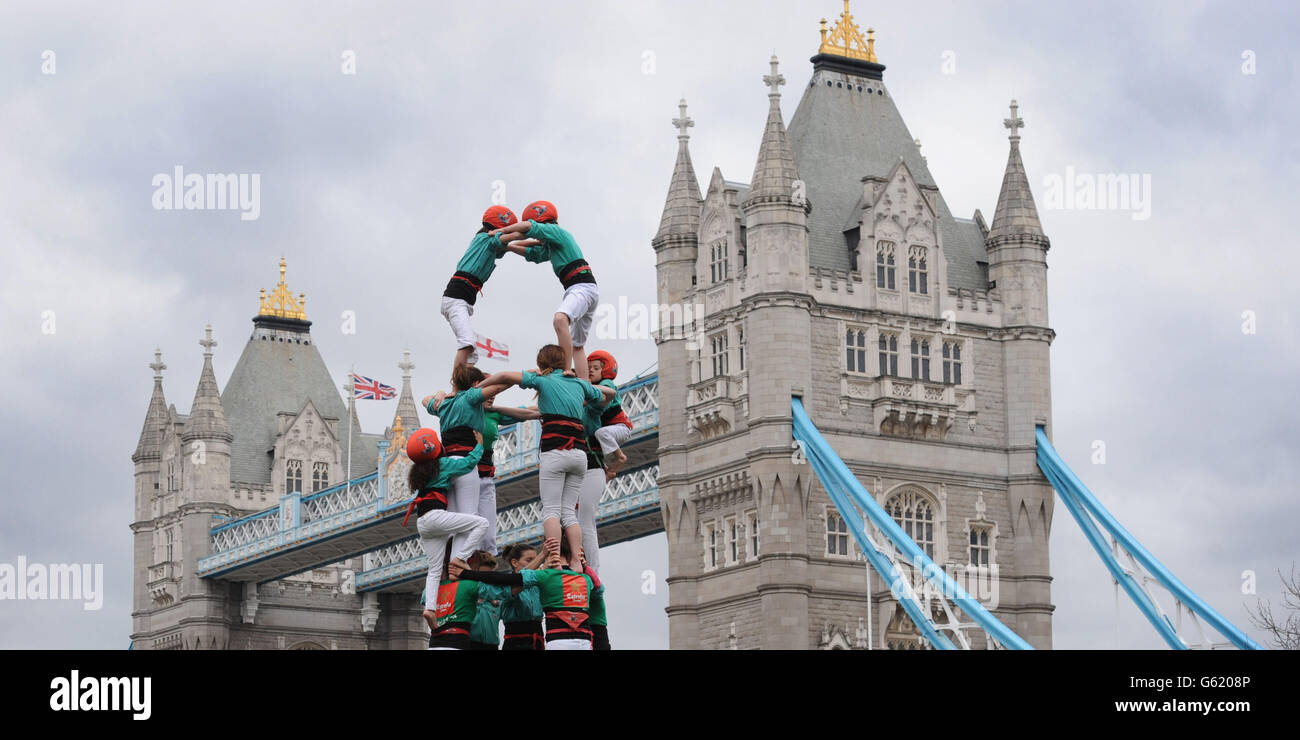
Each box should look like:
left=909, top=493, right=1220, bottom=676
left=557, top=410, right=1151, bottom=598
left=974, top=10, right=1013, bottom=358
left=436, top=582, right=459, bottom=619
left=561, top=574, right=589, bottom=608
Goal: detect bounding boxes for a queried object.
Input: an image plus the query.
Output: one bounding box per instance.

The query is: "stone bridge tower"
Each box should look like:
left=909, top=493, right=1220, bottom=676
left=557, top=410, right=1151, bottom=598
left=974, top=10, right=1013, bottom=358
left=652, top=2, right=1055, bottom=649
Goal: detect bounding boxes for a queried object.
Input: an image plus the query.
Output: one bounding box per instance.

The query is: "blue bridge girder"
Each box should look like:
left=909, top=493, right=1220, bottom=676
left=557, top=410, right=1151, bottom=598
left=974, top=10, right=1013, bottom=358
left=195, top=376, right=661, bottom=585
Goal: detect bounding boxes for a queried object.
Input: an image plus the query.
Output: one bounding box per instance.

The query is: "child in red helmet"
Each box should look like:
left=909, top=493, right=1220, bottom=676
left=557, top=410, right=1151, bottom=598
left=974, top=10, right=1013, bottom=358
left=442, top=205, right=519, bottom=367
left=586, top=350, right=633, bottom=479
left=494, top=201, right=598, bottom=379
left=404, top=428, right=489, bottom=633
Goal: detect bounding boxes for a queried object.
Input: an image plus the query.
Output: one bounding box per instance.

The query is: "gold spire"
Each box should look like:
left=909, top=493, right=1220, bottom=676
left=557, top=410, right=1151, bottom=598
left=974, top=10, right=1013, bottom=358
left=818, top=1, right=878, bottom=63
left=257, top=256, right=308, bottom=320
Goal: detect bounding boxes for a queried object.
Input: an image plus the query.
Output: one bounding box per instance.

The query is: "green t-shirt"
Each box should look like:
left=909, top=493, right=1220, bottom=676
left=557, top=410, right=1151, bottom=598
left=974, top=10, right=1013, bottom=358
left=520, top=370, right=602, bottom=419
left=431, top=579, right=480, bottom=628
left=522, top=221, right=585, bottom=277
left=483, top=410, right=503, bottom=448
left=588, top=585, right=607, bottom=627
left=455, top=232, right=508, bottom=282
left=426, top=445, right=482, bottom=490
left=499, top=578, right=542, bottom=623
left=470, top=582, right=510, bottom=644
left=597, top=378, right=622, bottom=413
left=429, top=387, right=485, bottom=433
left=520, top=568, right=595, bottom=613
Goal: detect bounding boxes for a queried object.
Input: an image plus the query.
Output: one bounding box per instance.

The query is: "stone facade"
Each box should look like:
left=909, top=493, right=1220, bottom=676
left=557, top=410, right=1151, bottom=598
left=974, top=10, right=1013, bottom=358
left=129, top=268, right=427, bottom=650
left=653, top=11, right=1054, bottom=649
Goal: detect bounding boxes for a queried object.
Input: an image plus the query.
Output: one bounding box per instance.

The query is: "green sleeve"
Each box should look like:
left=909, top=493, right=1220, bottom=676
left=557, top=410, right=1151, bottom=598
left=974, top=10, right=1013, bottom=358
left=526, top=221, right=578, bottom=251
left=465, top=387, right=484, bottom=407
left=520, top=569, right=543, bottom=588
left=440, top=445, right=484, bottom=478
left=523, top=244, right=550, bottom=263
left=520, top=370, right=540, bottom=391
left=583, top=380, right=604, bottom=403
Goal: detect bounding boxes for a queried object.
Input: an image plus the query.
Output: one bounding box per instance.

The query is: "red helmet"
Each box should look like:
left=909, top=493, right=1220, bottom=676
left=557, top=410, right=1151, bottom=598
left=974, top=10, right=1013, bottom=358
left=406, top=428, right=442, bottom=463
left=587, top=350, right=618, bottom=380
left=521, top=200, right=557, bottom=223
left=482, top=205, right=517, bottom=229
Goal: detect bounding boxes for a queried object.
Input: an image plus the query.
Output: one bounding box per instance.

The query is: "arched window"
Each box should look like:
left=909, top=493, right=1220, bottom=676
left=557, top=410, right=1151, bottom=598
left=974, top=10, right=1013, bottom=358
left=286, top=459, right=303, bottom=494
left=908, top=247, right=929, bottom=294
left=876, top=241, right=896, bottom=289
left=845, top=328, right=867, bottom=372
left=312, top=462, right=329, bottom=492
left=910, top=337, right=931, bottom=381
left=826, top=511, right=850, bottom=556
left=885, top=488, right=936, bottom=558
left=878, top=333, right=899, bottom=377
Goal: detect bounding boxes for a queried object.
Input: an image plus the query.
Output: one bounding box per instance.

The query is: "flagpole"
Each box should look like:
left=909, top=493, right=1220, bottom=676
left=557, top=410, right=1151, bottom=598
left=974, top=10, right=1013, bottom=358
left=345, top=364, right=355, bottom=496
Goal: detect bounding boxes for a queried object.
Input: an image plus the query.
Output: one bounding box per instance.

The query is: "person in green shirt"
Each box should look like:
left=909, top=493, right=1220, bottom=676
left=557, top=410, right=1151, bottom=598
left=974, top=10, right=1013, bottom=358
left=468, top=550, right=506, bottom=650
left=405, top=429, right=488, bottom=633
left=442, top=205, right=519, bottom=367
left=482, top=345, right=615, bottom=570
left=452, top=537, right=604, bottom=650
left=494, top=200, right=599, bottom=380
left=586, top=350, right=634, bottom=479
left=498, top=543, right=547, bottom=650
left=424, top=364, right=509, bottom=553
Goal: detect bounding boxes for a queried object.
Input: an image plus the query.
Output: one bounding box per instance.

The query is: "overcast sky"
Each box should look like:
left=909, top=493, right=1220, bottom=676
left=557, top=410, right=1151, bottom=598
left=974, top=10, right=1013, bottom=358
left=1, top=0, right=1296, bottom=650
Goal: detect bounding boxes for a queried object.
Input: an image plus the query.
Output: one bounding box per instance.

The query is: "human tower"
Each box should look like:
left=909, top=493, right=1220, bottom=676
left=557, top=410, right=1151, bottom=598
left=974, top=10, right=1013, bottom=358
left=404, top=202, right=633, bottom=650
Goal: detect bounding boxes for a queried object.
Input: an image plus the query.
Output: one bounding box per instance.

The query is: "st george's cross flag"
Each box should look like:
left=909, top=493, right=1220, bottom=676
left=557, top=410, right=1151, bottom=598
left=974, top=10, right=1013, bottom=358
left=351, top=373, right=396, bottom=400
left=475, top=334, right=509, bottom=362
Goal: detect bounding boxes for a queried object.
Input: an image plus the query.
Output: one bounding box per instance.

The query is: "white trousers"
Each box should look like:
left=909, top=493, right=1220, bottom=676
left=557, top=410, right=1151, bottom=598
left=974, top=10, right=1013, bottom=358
left=547, top=638, right=592, bottom=651
left=539, top=449, right=586, bottom=529
left=556, top=283, right=599, bottom=347
left=448, top=463, right=479, bottom=516
left=578, top=467, right=605, bottom=573
left=594, top=423, right=632, bottom=456
left=478, top=475, right=498, bottom=555
left=440, top=296, right=479, bottom=364
left=416, top=508, right=488, bottom=606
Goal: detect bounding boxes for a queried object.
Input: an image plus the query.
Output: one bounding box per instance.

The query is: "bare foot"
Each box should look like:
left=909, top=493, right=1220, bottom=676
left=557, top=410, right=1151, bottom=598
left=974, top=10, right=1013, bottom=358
left=605, top=469, right=616, bottom=482
left=449, top=557, right=470, bottom=572
left=422, top=609, right=437, bottom=630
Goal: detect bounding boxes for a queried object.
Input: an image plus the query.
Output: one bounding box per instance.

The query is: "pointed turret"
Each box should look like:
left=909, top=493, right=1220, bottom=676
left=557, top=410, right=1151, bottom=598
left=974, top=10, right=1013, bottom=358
left=653, top=99, right=703, bottom=246
left=987, top=99, right=1049, bottom=247
left=182, top=324, right=233, bottom=442
left=745, top=55, right=803, bottom=207
left=133, top=349, right=170, bottom=463
left=392, top=350, right=422, bottom=435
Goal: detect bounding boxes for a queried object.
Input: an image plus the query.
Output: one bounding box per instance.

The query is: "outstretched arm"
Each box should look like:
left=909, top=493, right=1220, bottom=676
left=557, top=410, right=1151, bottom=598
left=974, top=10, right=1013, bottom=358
left=478, top=383, right=511, bottom=404
left=492, top=405, right=541, bottom=422
left=481, top=371, right=524, bottom=388
left=421, top=390, right=450, bottom=413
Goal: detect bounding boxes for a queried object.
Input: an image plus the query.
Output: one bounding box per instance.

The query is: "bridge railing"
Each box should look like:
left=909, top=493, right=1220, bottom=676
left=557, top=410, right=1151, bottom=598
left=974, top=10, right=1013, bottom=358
left=354, top=463, right=661, bottom=591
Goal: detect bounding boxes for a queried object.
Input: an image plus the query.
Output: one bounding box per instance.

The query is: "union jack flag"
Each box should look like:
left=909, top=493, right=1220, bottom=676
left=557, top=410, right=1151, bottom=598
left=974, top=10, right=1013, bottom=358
left=351, top=373, right=395, bottom=400
left=475, top=334, right=510, bottom=362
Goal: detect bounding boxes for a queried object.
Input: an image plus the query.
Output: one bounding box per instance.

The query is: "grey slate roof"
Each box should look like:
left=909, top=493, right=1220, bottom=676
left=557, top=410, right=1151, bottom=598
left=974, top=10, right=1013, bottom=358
left=654, top=137, right=703, bottom=242
left=746, top=93, right=801, bottom=205
left=392, top=377, right=423, bottom=436
left=987, top=139, right=1046, bottom=242
left=785, top=64, right=989, bottom=291
left=220, top=320, right=377, bottom=486
left=182, top=353, right=232, bottom=441
left=134, top=377, right=169, bottom=460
